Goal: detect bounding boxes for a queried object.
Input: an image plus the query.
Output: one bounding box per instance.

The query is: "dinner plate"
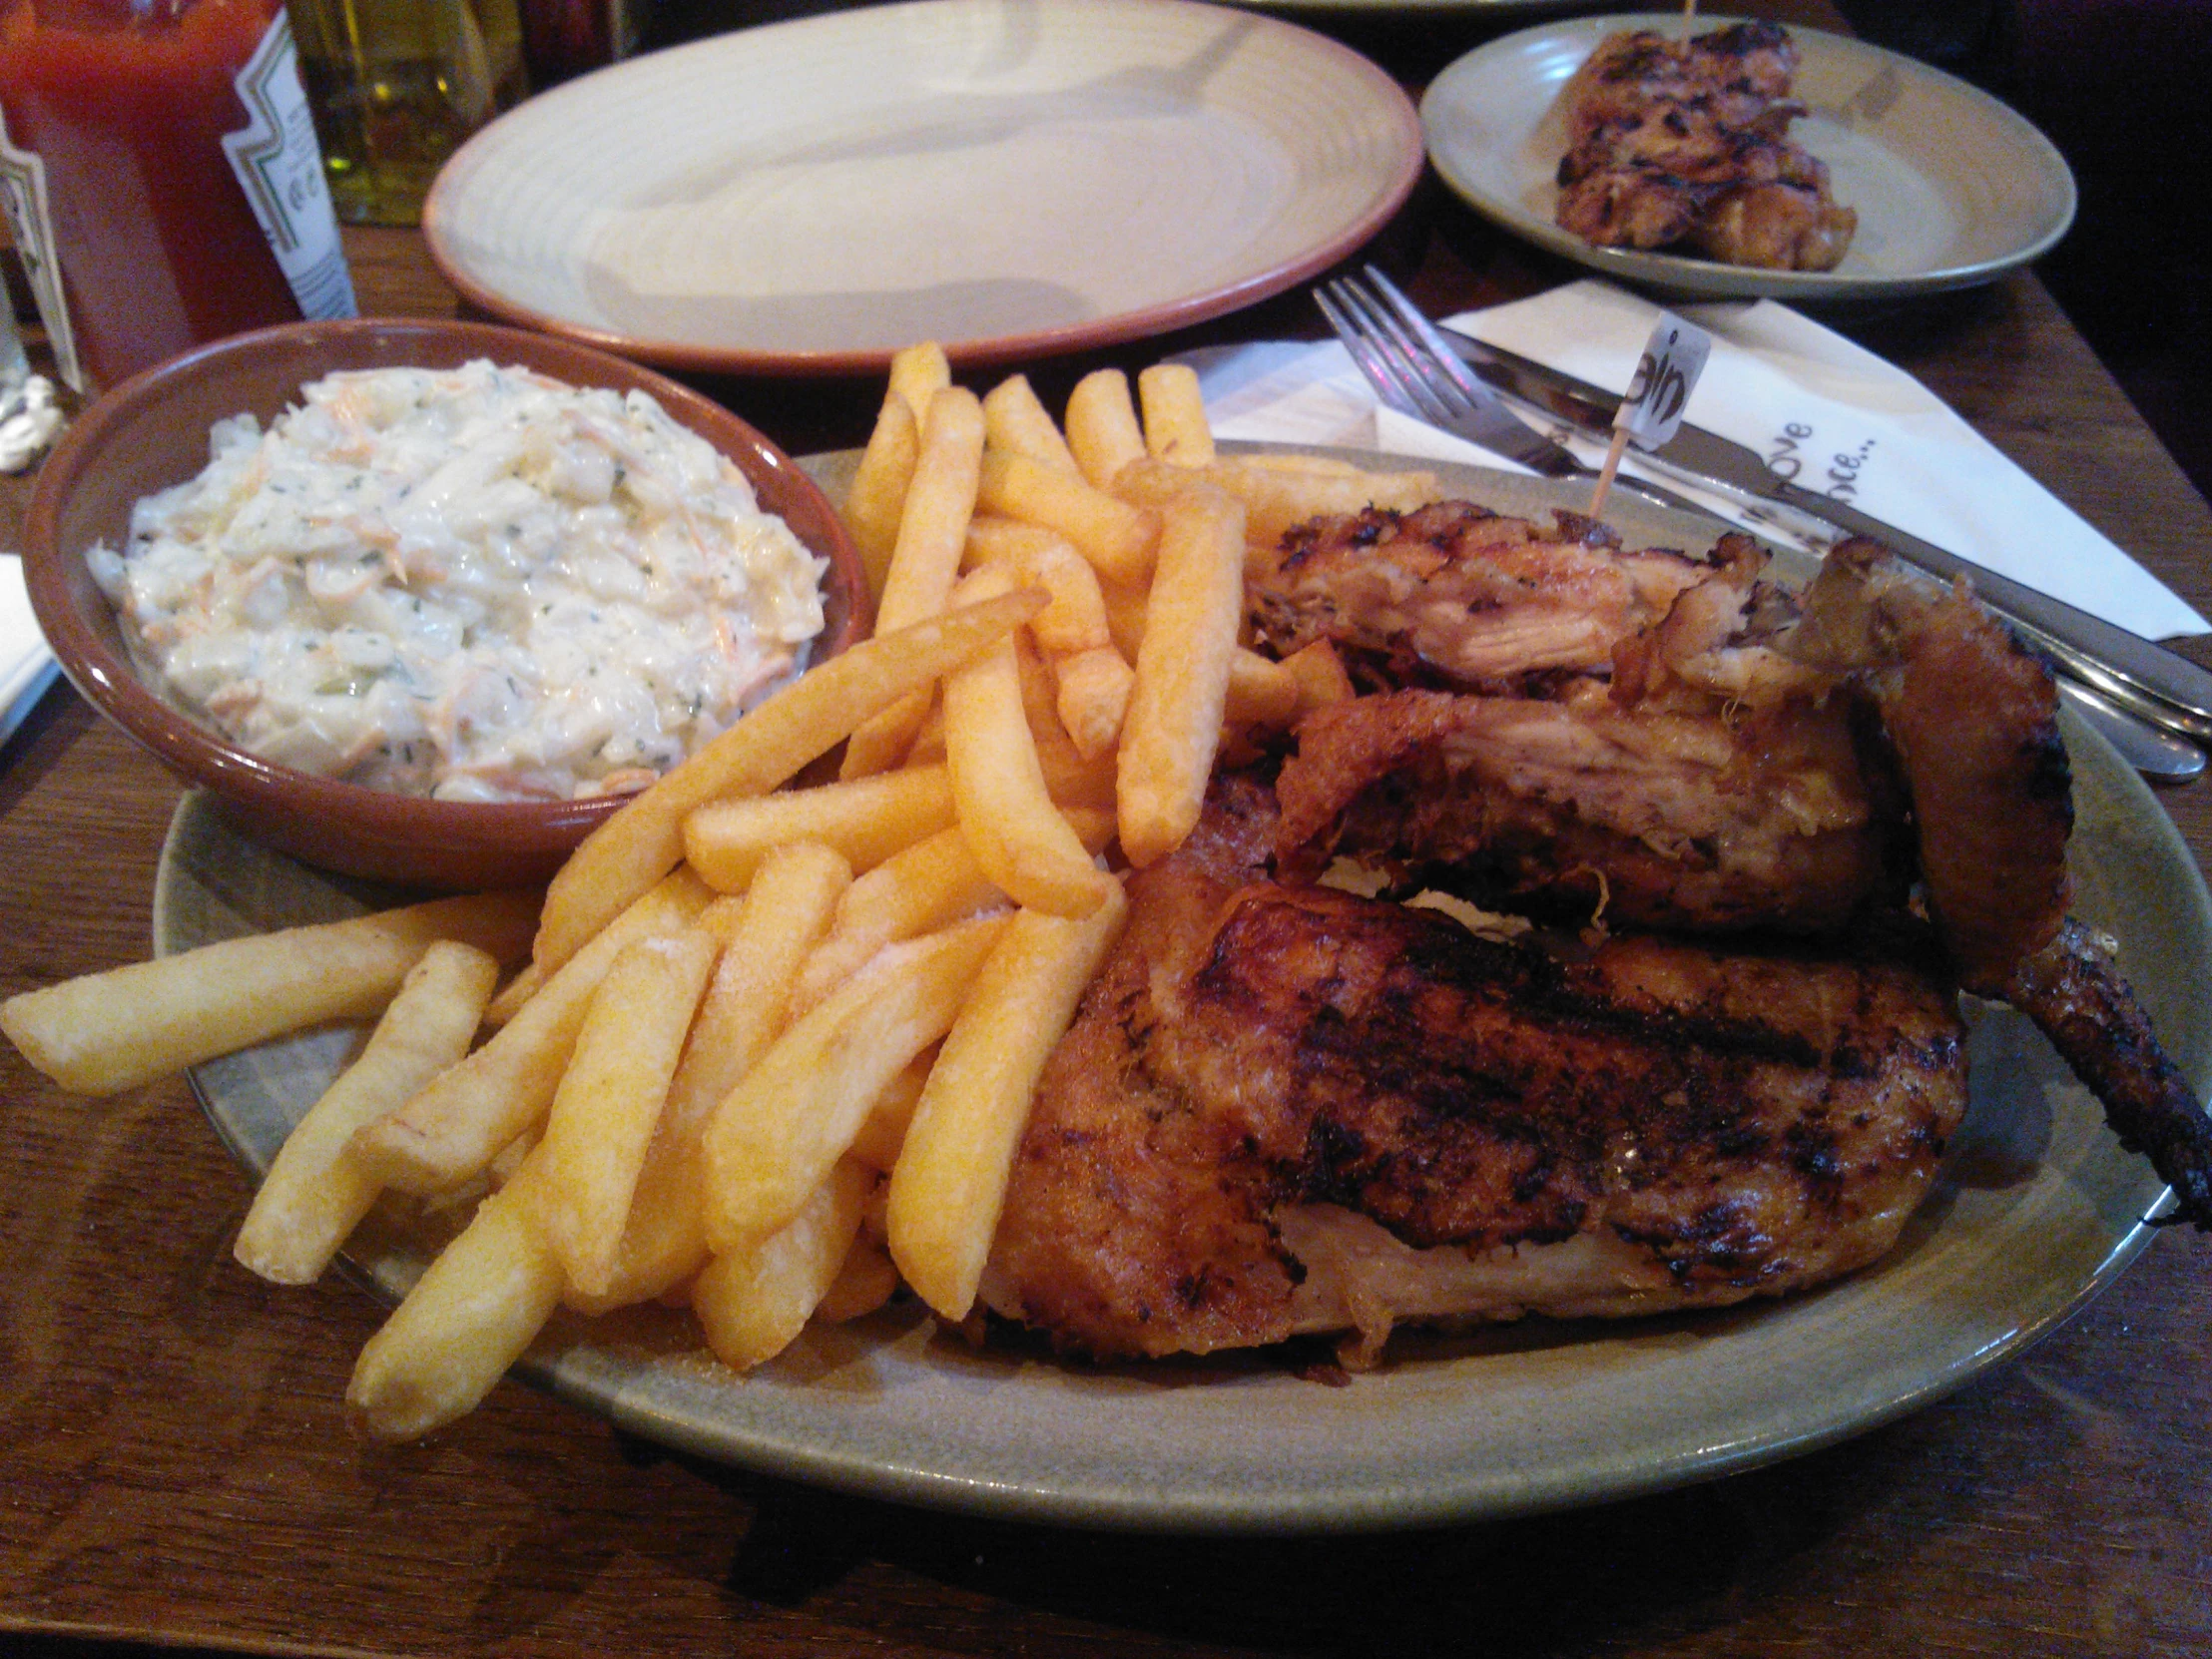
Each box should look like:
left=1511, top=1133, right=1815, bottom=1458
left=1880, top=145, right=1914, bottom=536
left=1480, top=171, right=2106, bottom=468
left=1420, top=14, right=2078, bottom=301
left=421, top=0, right=1422, bottom=375
left=165, top=454, right=2208, bottom=1533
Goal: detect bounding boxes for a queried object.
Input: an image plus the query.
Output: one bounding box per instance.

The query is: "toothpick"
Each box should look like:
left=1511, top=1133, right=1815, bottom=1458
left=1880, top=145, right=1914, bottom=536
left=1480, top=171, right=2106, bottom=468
left=1683, top=0, right=1698, bottom=33
left=1588, top=426, right=1631, bottom=518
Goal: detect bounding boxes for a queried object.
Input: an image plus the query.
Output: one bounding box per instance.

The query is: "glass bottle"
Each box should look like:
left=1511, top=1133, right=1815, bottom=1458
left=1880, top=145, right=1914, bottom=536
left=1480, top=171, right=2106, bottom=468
left=0, top=0, right=354, bottom=392
left=288, top=0, right=525, bottom=226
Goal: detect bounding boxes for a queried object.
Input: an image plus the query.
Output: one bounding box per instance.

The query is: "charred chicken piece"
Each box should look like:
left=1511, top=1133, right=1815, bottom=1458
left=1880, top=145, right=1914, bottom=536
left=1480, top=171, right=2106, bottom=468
left=1786, top=538, right=2074, bottom=996
left=1555, top=22, right=1855, bottom=272
left=983, top=797, right=1969, bottom=1362
left=1250, top=500, right=1724, bottom=691
left=1273, top=680, right=1909, bottom=936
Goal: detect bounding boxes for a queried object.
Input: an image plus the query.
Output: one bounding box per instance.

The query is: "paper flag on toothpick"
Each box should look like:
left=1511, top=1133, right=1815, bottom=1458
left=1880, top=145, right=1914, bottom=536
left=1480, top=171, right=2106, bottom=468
left=1589, top=312, right=1713, bottom=517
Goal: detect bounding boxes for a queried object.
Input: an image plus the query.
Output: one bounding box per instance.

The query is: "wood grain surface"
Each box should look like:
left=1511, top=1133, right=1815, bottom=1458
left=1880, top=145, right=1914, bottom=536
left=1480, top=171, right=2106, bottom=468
left=4, top=6, right=2210, bottom=1653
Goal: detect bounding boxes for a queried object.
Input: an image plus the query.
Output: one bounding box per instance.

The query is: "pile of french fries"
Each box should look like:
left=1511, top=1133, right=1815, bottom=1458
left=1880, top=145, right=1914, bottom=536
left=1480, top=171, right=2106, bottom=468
left=0, top=344, right=1437, bottom=1441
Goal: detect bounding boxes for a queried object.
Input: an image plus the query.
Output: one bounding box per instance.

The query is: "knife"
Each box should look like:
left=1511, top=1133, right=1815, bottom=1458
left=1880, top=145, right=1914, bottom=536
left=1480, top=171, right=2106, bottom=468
left=1440, top=329, right=2212, bottom=748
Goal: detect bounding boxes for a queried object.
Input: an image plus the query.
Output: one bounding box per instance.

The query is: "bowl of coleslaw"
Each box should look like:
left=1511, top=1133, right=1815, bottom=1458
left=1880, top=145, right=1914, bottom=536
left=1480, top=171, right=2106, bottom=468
left=24, top=316, right=868, bottom=890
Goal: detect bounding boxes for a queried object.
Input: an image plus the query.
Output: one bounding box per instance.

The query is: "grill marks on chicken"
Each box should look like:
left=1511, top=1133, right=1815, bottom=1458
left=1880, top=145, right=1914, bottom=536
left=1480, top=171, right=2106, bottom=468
left=982, top=487, right=2212, bottom=1366
left=984, top=816, right=1968, bottom=1361
left=1555, top=23, right=1857, bottom=272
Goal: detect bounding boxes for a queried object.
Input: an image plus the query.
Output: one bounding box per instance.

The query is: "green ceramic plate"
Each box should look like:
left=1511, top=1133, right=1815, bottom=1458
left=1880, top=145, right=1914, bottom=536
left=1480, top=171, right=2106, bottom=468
left=163, top=455, right=2209, bottom=1533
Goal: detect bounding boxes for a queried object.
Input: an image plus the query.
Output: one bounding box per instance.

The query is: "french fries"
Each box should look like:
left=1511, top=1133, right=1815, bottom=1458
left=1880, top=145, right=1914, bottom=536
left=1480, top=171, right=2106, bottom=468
left=1, top=889, right=536, bottom=1097
left=701, top=912, right=1010, bottom=1252
left=354, top=868, right=716, bottom=1197
left=1139, top=362, right=1215, bottom=468
left=1117, top=483, right=1247, bottom=866
left=840, top=384, right=989, bottom=779
left=4, top=329, right=1466, bottom=1439
left=887, top=884, right=1128, bottom=1320
left=532, top=589, right=1042, bottom=977
left=234, top=940, right=502, bottom=1286
left=1065, top=366, right=1146, bottom=489
left=531, top=927, right=720, bottom=1298
left=346, top=1149, right=568, bottom=1440
left=682, top=764, right=954, bottom=891
left=845, top=392, right=919, bottom=602
left=975, top=449, right=1161, bottom=587
left=693, top=1157, right=875, bottom=1372
left=981, top=373, right=1080, bottom=475
left=941, top=567, right=1116, bottom=920
left=565, top=846, right=850, bottom=1316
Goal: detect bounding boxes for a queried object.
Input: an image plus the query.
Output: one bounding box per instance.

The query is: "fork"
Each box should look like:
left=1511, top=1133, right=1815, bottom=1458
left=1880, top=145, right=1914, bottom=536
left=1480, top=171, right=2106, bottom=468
left=1317, top=266, right=1708, bottom=517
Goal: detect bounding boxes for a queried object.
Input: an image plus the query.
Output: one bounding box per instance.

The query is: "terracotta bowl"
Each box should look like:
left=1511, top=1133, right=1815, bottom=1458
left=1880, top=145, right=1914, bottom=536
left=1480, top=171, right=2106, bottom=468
left=23, top=317, right=868, bottom=891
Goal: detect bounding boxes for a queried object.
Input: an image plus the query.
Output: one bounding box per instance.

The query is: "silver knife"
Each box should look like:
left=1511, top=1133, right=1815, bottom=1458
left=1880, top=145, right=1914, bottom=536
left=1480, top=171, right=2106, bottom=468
left=1440, top=327, right=2212, bottom=747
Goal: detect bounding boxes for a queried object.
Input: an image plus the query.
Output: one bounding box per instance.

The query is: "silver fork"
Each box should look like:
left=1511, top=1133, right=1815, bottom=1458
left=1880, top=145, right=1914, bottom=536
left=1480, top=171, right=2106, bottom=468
left=1317, top=265, right=1707, bottom=516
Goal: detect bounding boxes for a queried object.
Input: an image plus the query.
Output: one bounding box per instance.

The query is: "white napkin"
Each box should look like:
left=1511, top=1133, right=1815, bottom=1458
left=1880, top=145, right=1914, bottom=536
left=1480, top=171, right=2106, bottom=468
left=1198, top=278, right=2208, bottom=641
left=0, top=554, right=58, bottom=749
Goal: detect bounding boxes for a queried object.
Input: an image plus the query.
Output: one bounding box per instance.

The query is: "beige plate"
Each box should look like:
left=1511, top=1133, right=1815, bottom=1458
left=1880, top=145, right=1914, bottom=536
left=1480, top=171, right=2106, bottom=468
left=421, top=0, right=1421, bottom=376
left=1420, top=13, right=2078, bottom=301
left=165, top=453, right=2207, bottom=1534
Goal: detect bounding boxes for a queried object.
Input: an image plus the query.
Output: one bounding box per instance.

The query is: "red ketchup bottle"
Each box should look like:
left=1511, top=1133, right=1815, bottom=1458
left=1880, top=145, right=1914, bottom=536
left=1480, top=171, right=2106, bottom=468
left=0, top=0, right=354, bottom=393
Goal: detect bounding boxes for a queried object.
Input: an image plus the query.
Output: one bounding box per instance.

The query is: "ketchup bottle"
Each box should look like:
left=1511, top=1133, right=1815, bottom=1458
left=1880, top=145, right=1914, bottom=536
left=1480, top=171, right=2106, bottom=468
left=0, top=0, right=354, bottom=393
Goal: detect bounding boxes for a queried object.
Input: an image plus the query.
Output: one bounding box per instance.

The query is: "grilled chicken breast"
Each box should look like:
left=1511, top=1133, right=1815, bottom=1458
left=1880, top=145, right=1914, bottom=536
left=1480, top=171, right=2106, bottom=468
left=983, top=781, right=1969, bottom=1361
left=1554, top=22, right=1857, bottom=272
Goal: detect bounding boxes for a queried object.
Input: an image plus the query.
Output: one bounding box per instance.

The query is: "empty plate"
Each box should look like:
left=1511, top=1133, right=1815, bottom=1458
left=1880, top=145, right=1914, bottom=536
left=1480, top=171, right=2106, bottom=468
left=424, top=0, right=1423, bottom=374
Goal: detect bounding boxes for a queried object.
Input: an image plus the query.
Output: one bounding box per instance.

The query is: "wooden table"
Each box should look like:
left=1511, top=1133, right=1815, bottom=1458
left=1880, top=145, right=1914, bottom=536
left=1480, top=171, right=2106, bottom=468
left=5, top=8, right=2210, bottom=1654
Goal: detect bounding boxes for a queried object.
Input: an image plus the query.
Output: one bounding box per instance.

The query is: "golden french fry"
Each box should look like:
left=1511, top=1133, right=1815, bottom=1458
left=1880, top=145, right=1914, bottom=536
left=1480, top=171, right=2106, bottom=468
left=1215, top=455, right=1437, bottom=567
left=692, top=1157, right=874, bottom=1371
left=347, top=1151, right=566, bottom=1441
left=482, top=957, right=546, bottom=1027
left=841, top=385, right=989, bottom=780
left=234, top=941, right=502, bottom=1286
left=872, top=384, right=988, bottom=637
left=844, top=392, right=918, bottom=604
left=1281, top=637, right=1356, bottom=716
left=1065, top=366, right=1147, bottom=490
left=532, top=589, right=1042, bottom=977
left=682, top=764, right=954, bottom=892
left=886, top=339, right=951, bottom=422
left=0, top=889, right=537, bottom=1098
left=531, top=927, right=720, bottom=1299
left=982, top=373, right=1080, bottom=475
left=789, top=805, right=1111, bottom=1016
left=702, top=913, right=1009, bottom=1251
left=1037, top=732, right=1119, bottom=814
left=846, top=1049, right=931, bottom=1172
left=975, top=449, right=1161, bottom=587
left=962, top=520, right=1113, bottom=655
left=903, top=701, right=947, bottom=767
left=1224, top=648, right=1303, bottom=736
left=355, top=869, right=714, bottom=1197
left=815, top=1227, right=899, bottom=1323
left=1118, top=483, right=1247, bottom=866
left=1138, top=362, right=1215, bottom=467
left=566, top=846, right=851, bottom=1316
left=943, top=568, right=1115, bottom=919
left=887, top=884, right=1128, bottom=1320
left=1052, top=645, right=1135, bottom=762
left=1098, top=574, right=1148, bottom=662
left=788, top=823, right=1005, bottom=1016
